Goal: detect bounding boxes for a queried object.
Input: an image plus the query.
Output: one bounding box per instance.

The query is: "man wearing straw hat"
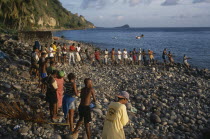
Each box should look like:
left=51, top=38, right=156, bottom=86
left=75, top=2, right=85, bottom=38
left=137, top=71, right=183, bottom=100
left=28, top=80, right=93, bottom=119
left=102, top=91, right=129, bottom=139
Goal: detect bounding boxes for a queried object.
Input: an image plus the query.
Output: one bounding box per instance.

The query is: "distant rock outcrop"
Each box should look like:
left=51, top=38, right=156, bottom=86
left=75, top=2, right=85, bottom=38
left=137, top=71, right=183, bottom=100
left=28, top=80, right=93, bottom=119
left=115, top=24, right=130, bottom=28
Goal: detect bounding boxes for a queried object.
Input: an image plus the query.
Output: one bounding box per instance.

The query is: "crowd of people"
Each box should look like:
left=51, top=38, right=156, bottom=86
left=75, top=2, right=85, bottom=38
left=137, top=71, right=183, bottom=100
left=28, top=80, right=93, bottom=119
left=30, top=41, right=192, bottom=70
left=29, top=41, right=192, bottom=139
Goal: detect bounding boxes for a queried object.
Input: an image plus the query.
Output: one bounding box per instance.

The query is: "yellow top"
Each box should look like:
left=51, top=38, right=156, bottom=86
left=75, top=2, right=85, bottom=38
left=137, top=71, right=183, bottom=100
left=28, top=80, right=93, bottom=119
left=102, top=102, right=129, bottom=139
left=148, top=51, right=154, bottom=59
left=52, top=44, right=57, bottom=54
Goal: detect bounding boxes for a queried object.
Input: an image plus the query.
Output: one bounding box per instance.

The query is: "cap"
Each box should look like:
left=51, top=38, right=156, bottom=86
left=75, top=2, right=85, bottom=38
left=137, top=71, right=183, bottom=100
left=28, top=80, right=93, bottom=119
left=58, top=71, right=65, bottom=77
left=47, top=66, right=55, bottom=74
left=116, top=91, right=130, bottom=100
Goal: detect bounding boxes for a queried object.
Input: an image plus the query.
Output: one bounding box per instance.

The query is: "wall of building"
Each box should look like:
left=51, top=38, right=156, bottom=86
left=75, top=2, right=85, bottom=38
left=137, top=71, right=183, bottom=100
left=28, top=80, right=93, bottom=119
left=18, top=31, right=52, bottom=46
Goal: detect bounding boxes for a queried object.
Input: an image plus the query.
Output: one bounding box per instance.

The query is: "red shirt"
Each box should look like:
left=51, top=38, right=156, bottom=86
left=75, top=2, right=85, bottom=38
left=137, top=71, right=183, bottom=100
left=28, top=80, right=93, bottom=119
left=69, top=45, right=75, bottom=51
left=95, top=51, right=100, bottom=60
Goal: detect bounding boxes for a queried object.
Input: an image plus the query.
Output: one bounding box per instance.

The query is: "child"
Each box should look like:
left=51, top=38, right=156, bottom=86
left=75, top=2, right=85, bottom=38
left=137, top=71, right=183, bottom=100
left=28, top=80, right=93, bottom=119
left=45, top=70, right=58, bottom=120
left=73, top=78, right=96, bottom=139
left=62, top=73, right=80, bottom=132
left=39, top=52, right=47, bottom=93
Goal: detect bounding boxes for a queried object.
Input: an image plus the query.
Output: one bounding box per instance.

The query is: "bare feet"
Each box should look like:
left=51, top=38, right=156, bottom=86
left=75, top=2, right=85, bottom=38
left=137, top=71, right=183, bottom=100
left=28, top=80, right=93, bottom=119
left=52, top=116, right=59, bottom=120
left=72, top=130, right=79, bottom=135
left=71, top=131, right=79, bottom=139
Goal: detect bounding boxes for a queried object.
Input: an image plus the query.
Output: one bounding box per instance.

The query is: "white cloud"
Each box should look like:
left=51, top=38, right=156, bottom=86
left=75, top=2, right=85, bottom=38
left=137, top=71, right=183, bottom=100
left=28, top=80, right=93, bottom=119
left=129, top=0, right=141, bottom=6
left=99, top=15, right=104, bottom=19
left=113, top=14, right=124, bottom=20
left=117, top=15, right=124, bottom=20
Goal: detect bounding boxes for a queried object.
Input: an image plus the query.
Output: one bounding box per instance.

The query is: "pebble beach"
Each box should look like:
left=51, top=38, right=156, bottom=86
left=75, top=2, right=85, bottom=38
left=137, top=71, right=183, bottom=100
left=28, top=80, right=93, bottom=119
left=0, top=34, right=210, bottom=139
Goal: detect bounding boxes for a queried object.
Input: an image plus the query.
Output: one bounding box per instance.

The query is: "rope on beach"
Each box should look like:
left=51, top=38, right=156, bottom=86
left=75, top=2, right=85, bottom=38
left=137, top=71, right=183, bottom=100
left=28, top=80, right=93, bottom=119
left=16, top=81, right=39, bottom=84
left=47, top=122, right=70, bottom=126
left=21, top=82, right=39, bottom=84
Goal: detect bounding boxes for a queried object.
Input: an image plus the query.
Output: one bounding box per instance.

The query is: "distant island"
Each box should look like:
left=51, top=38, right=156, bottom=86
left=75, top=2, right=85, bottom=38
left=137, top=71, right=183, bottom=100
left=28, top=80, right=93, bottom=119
left=115, top=24, right=130, bottom=28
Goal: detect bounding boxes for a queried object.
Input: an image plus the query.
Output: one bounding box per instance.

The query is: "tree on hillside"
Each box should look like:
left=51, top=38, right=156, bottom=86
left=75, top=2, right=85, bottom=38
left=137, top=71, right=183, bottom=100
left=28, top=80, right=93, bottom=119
left=0, top=0, right=33, bottom=30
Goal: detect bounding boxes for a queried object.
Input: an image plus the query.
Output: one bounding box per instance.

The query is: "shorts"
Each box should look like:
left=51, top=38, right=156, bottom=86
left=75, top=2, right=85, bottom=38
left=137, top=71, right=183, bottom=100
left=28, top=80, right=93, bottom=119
left=162, top=55, right=166, bottom=60
left=78, top=105, right=92, bottom=123
left=46, top=91, right=57, bottom=104
left=150, top=56, right=154, bottom=60
left=40, top=73, right=47, bottom=79
left=49, top=57, right=54, bottom=61
left=69, top=100, right=76, bottom=109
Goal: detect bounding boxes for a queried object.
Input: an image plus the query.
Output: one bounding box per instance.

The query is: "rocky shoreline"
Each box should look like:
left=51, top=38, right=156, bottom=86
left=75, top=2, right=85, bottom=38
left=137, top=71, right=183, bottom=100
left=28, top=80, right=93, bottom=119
left=0, top=34, right=210, bottom=139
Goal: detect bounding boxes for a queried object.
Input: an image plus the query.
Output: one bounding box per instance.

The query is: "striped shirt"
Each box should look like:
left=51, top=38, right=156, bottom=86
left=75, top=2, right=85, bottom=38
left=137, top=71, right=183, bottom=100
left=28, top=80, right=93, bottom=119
left=64, top=82, right=75, bottom=96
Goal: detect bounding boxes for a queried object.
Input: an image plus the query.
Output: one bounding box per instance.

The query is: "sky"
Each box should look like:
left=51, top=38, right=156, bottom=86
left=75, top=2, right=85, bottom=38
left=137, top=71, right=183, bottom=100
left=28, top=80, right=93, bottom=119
left=59, top=0, right=210, bottom=27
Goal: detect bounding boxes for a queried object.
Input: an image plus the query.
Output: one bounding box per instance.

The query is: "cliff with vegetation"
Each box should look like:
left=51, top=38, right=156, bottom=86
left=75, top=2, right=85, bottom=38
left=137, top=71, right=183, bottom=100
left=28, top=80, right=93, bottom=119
left=0, top=0, right=94, bottom=32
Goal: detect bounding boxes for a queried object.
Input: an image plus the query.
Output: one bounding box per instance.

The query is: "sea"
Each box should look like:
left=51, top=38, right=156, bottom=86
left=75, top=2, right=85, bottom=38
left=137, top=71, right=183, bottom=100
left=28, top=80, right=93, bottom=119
left=53, top=27, right=210, bottom=69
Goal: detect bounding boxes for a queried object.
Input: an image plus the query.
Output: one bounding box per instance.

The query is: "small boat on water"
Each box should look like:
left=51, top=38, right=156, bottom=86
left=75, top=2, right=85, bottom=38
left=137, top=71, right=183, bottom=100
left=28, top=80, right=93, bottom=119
left=136, top=34, right=144, bottom=39
left=136, top=36, right=141, bottom=39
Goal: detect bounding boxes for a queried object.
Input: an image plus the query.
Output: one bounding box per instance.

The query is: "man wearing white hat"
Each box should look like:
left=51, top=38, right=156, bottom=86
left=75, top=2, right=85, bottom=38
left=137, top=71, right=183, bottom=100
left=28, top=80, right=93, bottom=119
left=102, top=91, right=129, bottom=139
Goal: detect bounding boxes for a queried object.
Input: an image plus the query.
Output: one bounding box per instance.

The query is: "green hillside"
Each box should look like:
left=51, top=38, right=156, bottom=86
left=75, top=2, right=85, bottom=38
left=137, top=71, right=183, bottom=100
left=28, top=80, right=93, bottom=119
left=0, top=0, right=94, bottom=31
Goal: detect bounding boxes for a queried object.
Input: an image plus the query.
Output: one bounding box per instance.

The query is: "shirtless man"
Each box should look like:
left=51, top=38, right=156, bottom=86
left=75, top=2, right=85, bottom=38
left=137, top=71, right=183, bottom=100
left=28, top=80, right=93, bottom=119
left=168, top=51, right=174, bottom=65
left=148, top=49, right=155, bottom=65
left=38, top=52, right=47, bottom=93
left=72, top=78, right=96, bottom=139
left=111, top=48, right=116, bottom=65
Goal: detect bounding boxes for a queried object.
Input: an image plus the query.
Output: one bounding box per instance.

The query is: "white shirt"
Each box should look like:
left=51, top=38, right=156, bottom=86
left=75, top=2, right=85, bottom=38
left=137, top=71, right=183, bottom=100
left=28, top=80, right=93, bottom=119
left=123, top=51, right=128, bottom=59
left=118, top=51, right=122, bottom=59
left=184, top=56, right=188, bottom=63
left=138, top=50, right=142, bottom=60
left=32, top=52, right=39, bottom=61
left=49, top=47, right=54, bottom=57
left=105, top=50, right=109, bottom=58
left=76, top=47, right=81, bottom=52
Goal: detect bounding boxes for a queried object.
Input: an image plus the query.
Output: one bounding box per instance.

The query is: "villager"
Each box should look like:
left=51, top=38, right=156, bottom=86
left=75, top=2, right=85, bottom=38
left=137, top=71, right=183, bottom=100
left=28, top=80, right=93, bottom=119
left=62, top=73, right=80, bottom=132
left=73, top=78, right=96, bottom=139
left=69, top=43, right=76, bottom=65
left=102, top=91, right=129, bottom=139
